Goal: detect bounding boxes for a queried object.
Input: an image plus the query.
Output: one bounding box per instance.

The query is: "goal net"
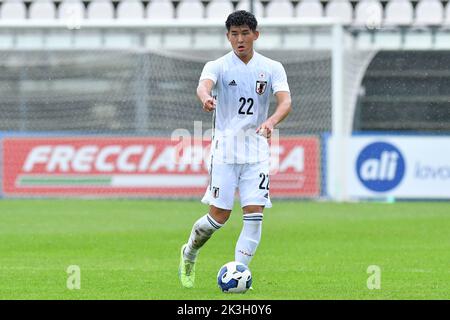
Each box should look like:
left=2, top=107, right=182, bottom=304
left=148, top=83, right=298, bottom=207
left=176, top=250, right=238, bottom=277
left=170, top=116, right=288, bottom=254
left=0, top=22, right=375, bottom=200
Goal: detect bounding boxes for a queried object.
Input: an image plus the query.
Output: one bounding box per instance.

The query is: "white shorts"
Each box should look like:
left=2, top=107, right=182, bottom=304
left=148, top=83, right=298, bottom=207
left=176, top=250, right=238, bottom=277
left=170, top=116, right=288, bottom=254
left=201, top=160, right=272, bottom=210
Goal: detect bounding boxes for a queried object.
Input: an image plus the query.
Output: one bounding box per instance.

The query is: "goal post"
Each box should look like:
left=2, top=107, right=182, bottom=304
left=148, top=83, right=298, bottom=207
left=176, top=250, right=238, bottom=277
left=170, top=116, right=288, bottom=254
left=330, top=22, right=346, bottom=202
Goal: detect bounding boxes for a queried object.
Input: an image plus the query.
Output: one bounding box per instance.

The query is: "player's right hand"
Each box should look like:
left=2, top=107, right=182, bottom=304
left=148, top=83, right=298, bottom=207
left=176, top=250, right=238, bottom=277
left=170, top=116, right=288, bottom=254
left=202, top=97, right=216, bottom=112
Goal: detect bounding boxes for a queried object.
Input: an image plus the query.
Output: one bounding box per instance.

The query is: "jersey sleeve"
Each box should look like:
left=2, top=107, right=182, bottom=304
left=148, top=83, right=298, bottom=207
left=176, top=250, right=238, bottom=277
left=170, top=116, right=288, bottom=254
left=199, top=60, right=220, bottom=84
left=272, top=62, right=290, bottom=94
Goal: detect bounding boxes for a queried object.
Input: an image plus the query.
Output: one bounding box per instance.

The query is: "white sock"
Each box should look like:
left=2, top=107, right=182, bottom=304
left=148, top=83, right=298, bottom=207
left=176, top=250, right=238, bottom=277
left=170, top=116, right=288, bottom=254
left=184, top=213, right=223, bottom=262
left=235, top=213, right=263, bottom=266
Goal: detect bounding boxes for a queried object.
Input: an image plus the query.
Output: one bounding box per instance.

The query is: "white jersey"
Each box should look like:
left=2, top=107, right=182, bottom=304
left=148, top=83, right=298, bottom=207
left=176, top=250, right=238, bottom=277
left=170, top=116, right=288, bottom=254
left=200, top=50, right=290, bottom=164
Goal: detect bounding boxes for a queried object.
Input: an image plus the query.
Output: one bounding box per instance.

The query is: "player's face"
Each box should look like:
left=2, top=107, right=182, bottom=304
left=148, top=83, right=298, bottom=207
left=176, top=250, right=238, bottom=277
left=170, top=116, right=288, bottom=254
left=227, top=25, right=259, bottom=60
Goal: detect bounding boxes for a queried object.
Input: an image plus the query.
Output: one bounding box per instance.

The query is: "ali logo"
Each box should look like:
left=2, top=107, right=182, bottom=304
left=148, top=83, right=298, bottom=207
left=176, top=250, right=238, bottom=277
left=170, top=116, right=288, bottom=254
left=255, top=81, right=267, bottom=95
left=356, top=142, right=405, bottom=192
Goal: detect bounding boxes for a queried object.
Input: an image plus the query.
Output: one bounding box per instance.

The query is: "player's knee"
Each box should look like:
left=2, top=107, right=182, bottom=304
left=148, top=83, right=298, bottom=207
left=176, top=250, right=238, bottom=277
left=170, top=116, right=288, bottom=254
left=242, top=205, right=264, bottom=214
left=209, top=206, right=231, bottom=224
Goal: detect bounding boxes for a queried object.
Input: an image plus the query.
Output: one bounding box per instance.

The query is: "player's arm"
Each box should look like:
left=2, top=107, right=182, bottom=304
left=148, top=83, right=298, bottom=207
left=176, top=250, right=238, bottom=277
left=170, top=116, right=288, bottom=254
left=257, top=91, right=292, bottom=138
left=197, top=79, right=216, bottom=112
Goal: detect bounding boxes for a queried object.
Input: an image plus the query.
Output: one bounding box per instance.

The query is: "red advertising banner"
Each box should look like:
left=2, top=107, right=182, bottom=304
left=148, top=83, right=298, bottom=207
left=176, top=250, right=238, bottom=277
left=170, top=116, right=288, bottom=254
left=2, top=136, right=320, bottom=197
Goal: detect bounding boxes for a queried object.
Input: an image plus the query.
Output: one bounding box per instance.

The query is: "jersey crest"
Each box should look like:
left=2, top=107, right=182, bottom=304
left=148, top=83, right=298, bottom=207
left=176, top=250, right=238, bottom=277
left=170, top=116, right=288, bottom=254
left=255, top=80, right=267, bottom=95
left=212, top=187, right=220, bottom=198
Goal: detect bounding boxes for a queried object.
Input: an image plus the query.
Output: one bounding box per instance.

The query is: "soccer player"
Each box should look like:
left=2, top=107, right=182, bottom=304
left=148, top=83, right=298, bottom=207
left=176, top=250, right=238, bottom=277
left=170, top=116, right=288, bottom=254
left=179, top=10, right=291, bottom=288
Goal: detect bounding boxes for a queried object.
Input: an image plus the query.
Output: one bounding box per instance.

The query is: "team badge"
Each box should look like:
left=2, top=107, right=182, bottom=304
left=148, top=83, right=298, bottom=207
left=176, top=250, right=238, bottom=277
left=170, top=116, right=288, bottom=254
left=213, top=187, right=220, bottom=198
left=255, top=81, right=267, bottom=95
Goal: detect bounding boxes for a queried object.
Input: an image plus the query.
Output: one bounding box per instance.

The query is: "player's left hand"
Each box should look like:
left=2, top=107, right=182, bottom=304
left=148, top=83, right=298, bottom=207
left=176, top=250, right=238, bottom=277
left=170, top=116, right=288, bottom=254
left=256, top=119, right=275, bottom=139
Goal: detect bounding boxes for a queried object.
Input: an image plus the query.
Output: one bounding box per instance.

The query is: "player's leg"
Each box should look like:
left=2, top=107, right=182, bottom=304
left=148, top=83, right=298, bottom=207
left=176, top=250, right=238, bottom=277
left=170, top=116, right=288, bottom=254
left=179, top=163, right=237, bottom=288
left=183, top=205, right=231, bottom=263
left=235, top=161, right=271, bottom=266
left=235, top=205, right=264, bottom=266
left=179, top=205, right=231, bottom=288
left=184, top=160, right=237, bottom=261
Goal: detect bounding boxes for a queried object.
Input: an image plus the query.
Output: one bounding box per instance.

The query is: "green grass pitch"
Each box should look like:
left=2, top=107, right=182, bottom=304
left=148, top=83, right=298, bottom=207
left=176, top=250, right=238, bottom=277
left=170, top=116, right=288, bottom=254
left=0, top=199, right=449, bottom=300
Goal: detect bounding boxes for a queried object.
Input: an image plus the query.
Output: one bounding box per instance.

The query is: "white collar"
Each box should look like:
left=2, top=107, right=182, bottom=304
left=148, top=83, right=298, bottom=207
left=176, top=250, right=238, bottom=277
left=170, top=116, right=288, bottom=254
left=231, top=50, right=257, bottom=66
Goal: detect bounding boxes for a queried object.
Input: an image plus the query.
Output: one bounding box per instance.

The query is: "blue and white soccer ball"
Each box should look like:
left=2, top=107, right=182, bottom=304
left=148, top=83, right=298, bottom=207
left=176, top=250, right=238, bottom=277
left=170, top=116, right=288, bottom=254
left=217, top=261, right=252, bottom=293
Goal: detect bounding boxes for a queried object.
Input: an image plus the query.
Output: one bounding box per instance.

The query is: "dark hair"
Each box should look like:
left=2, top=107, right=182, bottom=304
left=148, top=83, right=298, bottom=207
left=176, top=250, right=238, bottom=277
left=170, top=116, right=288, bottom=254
left=225, top=10, right=258, bottom=32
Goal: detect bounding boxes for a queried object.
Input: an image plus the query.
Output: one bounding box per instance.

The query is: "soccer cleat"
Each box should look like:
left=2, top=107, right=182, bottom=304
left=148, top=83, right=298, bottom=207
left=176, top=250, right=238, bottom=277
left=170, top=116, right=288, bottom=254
left=178, top=244, right=196, bottom=288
